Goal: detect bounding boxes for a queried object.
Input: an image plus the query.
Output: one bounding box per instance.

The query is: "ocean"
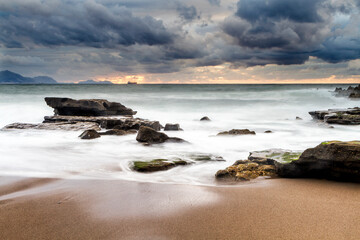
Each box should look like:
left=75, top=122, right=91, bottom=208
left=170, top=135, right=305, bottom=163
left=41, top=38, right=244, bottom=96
left=0, top=84, right=358, bottom=185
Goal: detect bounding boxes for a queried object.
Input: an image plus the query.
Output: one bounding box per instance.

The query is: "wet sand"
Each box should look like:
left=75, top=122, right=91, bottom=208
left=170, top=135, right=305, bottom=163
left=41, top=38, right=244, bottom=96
left=0, top=176, right=359, bottom=240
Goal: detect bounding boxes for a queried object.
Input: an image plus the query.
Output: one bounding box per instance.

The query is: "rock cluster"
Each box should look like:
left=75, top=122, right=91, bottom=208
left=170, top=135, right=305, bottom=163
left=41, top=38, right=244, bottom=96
left=45, top=97, right=137, bottom=116
left=309, top=107, right=360, bottom=125
left=334, top=85, right=360, bottom=98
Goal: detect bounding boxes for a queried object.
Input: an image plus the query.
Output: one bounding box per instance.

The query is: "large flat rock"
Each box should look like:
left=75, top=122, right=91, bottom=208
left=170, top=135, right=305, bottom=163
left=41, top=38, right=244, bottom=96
left=309, top=107, right=360, bottom=125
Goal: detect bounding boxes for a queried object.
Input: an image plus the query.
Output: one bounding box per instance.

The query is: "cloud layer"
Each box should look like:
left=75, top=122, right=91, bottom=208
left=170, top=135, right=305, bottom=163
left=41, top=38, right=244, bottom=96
left=0, top=0, right=359, bottom=82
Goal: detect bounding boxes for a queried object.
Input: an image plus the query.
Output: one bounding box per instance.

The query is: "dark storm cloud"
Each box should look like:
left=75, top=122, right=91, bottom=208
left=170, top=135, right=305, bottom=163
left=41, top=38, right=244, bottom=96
left=176, top=3, right=199, bottom=21
left=0, top=1, right=174, bottom=48
left=221, top=0, right=360, bottom=66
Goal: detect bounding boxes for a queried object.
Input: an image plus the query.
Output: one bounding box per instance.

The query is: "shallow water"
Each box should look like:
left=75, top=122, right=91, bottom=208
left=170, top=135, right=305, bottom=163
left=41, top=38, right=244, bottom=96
left=0, top=84, right=359, bottom=185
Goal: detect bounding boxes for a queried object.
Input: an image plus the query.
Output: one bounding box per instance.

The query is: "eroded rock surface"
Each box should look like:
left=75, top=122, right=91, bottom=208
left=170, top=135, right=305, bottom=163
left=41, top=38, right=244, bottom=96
left=309, top=107, right=360, bottom=125
left=45, top=97, right=136, bottom=116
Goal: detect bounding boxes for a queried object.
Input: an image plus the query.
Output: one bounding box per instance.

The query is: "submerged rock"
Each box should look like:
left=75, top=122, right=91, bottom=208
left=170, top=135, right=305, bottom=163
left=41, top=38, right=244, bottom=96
left=136, top=126, right=185, bottom=144
left=277, top=141, right=360, bottom=182
left=189, top=154, right=225, bottom=162
left=164, top=123, right=183, bottom=131
left=264, top=130, right=273, bottom=133
left=79, top=129, right=101, bottom=139
left=249, top=149, right=302, bottom=163
left=45, top=97, right=136, bottom=116
left=309, top=107, right=360, bottom=125
left=132, top=159, right=188, bottom=172
left=217, top=129, right=256, bottom=135
left=3, top=122, right=101, bottom=131
left=200, top=116, right=211, bottom=121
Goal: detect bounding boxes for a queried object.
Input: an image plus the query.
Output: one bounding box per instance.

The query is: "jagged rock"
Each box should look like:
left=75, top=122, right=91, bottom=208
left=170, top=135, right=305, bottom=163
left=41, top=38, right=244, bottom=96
left=217, top=129, right=256, bottom=135
left=136, top=126, right=185, bottom=144
left=79, top=129, right=101, bottom=139
left=276, top=141, right=360, bottom=182
left=44, top=115, right=161, bottom=130
left=132, top=159, right=188, bottom=172
left=200, top=116, right=210, bottom=121
left=164, top=123, right=183, bottom=131
left=3, top=122, right=101, bottom=131
left=309, top=107, right=360, bottom=125
left=334, top=85, right=360, bottom=98
left=44, top=97, right=136, bottom=116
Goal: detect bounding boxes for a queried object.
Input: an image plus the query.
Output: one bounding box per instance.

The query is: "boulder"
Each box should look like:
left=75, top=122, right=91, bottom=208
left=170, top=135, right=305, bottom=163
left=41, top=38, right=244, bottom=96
left=136, top=126, right=185, bottom=144
left=200, top=116, right=210, bottom=121
left=309, top=107, right=360, bottom=125
left=215, top=160, right=276, bottom=181
left=79, top=129, right=101, bottom=139
left=132, top=159, right=188, bottom=172
left=44, top=97, right=136, bottom=116
left=164, top=123, right=183, bottom=131
left=276, top=141, right=360, bottom=182
left=217, top=129, right=256, bottom=135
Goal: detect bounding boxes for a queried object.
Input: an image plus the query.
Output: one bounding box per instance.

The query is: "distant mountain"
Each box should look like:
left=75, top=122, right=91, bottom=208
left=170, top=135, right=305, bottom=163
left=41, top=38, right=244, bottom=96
left=78, top=79, right=113, bottom=84
left=0, top=70, right=57, bottom=84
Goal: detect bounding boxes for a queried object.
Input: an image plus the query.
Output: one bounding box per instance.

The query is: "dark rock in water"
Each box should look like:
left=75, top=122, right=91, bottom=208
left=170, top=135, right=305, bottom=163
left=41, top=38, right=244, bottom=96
left=200, top=116, right=210, bottom=121
left=136, top=126, right=185, bottom=144
left=296, top=116, right=302, bottom=120
left=309, top=107, right=360, bottom=125
left=189, top=154, right=225, bottom=162
left=79, top=129, right=101, bottom=139
left=136, top=126, right=169, bottom=144
left=334, top=85, right=360, bottom=98
left=264, top=130, right=273, bottom=133
left=215, top=159, right=276, bottom=181
left=164, top=123, right=183, bottom=131
left=132, top=159, right=188, bottom=172
left=217, top=129, right=256, bottom=135
left=3, top=122, right=101, bottom=131
left=44, top=97, right=136, bottom=116
left=276, top=141, right=360, bottom=182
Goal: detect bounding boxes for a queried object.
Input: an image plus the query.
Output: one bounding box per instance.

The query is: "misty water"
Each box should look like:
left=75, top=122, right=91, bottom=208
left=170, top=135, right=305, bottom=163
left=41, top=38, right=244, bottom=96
left=0, top=84, right=359, bottom=185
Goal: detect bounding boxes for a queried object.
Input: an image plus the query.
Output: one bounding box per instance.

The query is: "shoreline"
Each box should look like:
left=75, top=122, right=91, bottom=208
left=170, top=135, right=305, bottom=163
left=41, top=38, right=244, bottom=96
left=1, top=176, right=359, bottom=239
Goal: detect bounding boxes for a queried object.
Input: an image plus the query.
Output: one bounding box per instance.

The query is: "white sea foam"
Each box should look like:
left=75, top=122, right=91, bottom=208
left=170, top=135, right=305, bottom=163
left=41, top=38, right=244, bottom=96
left=0, top=84, right=359, bottom=185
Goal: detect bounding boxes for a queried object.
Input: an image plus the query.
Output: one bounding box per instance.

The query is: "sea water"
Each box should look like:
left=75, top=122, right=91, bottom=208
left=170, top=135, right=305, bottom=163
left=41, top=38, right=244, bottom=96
left=0, top=84, right=359, bottom=185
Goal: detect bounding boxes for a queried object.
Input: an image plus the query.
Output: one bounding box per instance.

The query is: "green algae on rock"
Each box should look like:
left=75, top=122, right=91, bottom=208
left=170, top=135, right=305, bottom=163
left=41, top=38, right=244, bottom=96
left=132, top=159, right=188, bottom=172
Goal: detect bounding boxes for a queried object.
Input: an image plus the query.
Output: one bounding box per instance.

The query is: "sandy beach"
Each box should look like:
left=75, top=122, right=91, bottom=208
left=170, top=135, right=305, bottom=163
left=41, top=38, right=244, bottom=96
left=0, top=177, right=359, bottom=240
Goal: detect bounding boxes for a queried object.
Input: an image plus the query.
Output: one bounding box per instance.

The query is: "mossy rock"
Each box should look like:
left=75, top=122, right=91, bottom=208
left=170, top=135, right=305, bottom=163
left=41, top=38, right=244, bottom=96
left=249, top=149, right=302, bottom=163
left=132, top=159, right=188, bottom=172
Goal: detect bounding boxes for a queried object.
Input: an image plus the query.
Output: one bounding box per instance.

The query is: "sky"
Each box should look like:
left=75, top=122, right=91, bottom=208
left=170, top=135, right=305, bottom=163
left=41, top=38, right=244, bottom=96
left=0, top=0, right=360, bottom=83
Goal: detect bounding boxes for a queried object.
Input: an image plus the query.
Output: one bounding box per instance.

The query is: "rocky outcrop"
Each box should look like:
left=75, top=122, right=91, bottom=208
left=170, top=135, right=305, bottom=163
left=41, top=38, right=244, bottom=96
left=79, top=129, right=101, bottom=139
left=45, top=97, right=136, bottom=116
left=200, top=116, right=210, bottom=121
left=164, top=123, right=182, bottom=131
left=132, top=159, right=188, bottom=172
left=3, top=122, right=101, bottom=131
left=217, top=129, right=256, bottom=135
left=334, top=85, right=360, bottom=98
left=44, top=115, right=161, bottom=131
left=136, top=126, right=185, bottom=144
left=276, top=141, right=360, bottom=182
left=309, top=107, right=360, bottom=125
